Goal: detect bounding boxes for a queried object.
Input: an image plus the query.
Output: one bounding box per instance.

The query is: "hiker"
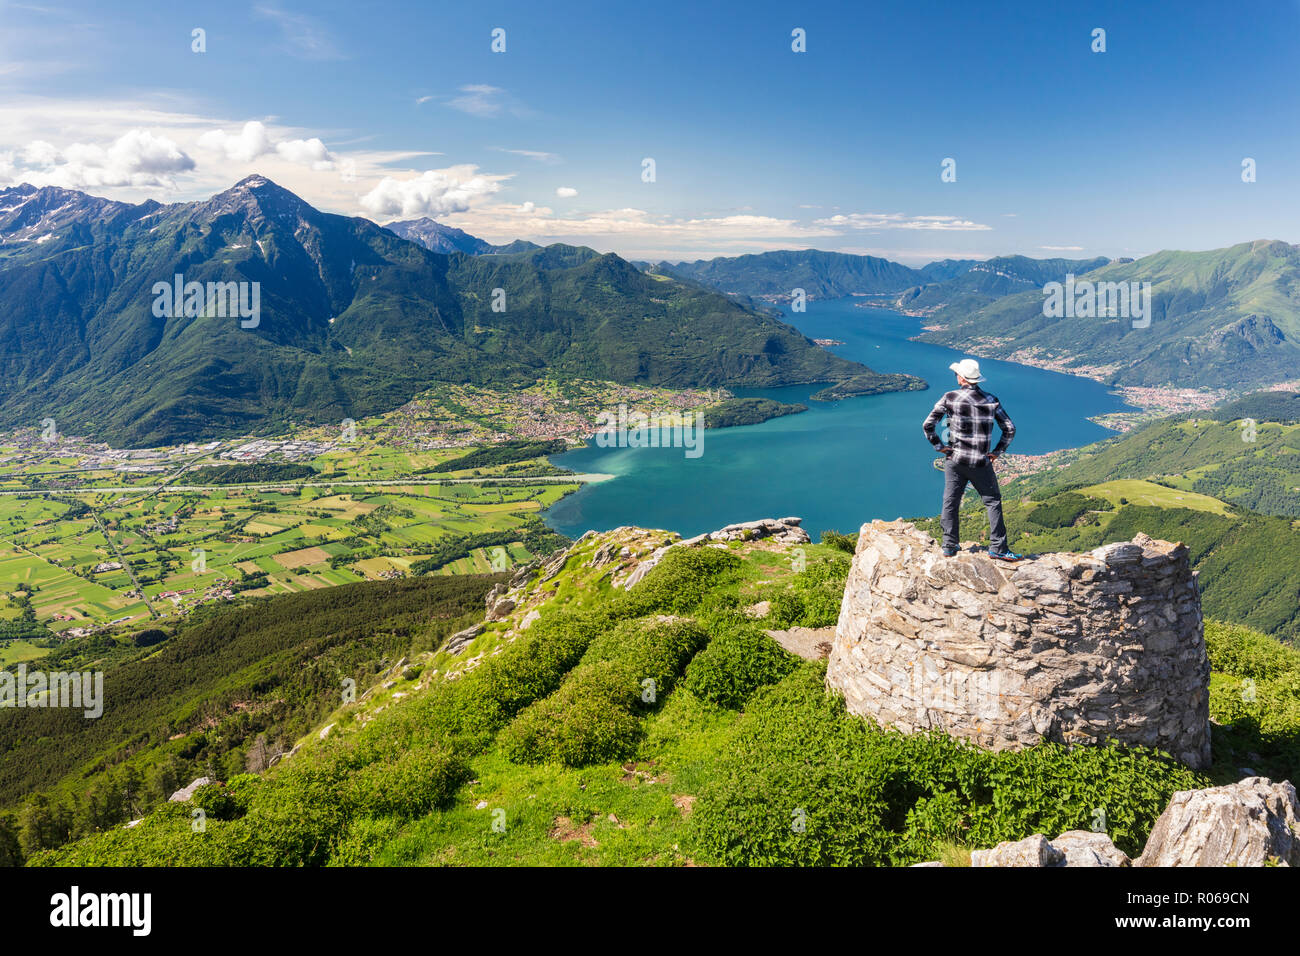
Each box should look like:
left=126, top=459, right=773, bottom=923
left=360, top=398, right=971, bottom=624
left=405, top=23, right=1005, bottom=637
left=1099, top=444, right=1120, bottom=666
left=922, top=358, right=1022, bottom=560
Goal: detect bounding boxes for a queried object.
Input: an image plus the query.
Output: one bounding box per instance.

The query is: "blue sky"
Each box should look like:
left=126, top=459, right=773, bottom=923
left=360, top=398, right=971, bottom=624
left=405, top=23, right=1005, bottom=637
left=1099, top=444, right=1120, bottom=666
left=2, top=0, right=1298, bottom=262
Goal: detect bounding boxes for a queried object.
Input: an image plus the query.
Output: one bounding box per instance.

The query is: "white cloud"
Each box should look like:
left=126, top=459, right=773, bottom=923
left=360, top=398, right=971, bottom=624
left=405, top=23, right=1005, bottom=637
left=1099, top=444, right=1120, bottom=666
left=446, top=85, right=531, bottom=118
left=198, top=121, right=336, bottom=170
left=1, top=128, right=195, bottom=189
left=555, top=186, right=578, bottom=198
left=1040, top=245, right=1084, bottom=251
left=491, top=147, right=561, bottom=164
left=0, top=98, right=446, bottom=207
left=274, top=136, right=334, bottom=170
left=438, top=204, right=843, bottom=258
left=360, top=165, right=508, bottom=218
left=198, top=122, right=271, bottom=163
left=813, top=212, right=992, bottom=232
left=253, top=5, right=344, bottom=60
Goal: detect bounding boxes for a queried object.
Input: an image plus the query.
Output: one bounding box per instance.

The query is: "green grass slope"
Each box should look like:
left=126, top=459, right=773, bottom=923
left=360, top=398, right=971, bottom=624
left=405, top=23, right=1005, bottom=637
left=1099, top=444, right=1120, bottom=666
left=16, top=526, right=1295, bottom=868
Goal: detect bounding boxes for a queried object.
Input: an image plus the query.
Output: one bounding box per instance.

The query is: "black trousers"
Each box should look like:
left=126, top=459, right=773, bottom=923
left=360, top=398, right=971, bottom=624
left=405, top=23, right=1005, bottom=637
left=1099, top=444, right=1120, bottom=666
left=941, top=458, right=1008, bottom=552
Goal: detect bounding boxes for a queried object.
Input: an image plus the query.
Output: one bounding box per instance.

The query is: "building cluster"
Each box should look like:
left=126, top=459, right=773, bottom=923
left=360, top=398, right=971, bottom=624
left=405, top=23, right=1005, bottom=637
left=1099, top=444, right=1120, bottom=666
left=218, top=439, right=334, bottom=462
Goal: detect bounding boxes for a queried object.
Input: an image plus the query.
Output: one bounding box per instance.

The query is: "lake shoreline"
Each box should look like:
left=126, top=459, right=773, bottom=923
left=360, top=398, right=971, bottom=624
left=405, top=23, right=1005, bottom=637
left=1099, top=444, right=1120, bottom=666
left=542, top=299, right=1138, bottom=540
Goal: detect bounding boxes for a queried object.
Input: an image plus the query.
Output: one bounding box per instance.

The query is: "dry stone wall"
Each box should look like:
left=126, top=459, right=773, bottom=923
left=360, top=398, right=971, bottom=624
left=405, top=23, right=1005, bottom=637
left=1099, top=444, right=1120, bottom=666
left=826, top=520, right=1212, bottom=769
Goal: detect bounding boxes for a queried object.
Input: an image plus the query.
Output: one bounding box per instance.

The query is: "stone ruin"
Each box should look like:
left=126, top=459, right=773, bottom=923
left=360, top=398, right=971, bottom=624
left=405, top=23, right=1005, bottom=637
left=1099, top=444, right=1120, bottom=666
left=826, top=520, right=1213, bottom=769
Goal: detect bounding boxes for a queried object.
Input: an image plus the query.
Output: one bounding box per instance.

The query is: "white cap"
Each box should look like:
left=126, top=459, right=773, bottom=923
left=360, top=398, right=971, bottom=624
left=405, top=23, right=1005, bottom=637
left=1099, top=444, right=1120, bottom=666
left=949, top=358, right=983, bottom=382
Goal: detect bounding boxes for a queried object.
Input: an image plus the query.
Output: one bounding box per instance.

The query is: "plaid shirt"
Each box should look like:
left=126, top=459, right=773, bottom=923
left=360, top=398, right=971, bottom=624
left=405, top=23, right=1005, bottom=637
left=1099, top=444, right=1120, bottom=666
left=922, top=384, right=1016, bottom=467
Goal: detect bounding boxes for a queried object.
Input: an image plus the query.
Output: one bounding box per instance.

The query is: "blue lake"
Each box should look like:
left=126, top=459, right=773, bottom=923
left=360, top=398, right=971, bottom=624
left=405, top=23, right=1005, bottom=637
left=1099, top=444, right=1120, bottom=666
left=543, top=298, right=1130, bottom=539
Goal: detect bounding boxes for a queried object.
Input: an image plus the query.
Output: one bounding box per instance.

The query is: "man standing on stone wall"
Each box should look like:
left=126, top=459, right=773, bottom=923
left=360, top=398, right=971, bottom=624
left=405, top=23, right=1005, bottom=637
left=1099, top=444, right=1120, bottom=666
left=922, top=358, right=1023, bottom=561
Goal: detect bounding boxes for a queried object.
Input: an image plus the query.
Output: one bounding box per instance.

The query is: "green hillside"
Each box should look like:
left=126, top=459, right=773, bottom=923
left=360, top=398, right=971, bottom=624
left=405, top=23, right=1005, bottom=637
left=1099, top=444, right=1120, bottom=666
left=919, top=240, right=1300, bottom=389
left=895, top=254, right=1110, bottom=314
left=0, top=574, right=498, bottom=861
left=661, top=249, right=928, bottom=299
left=1025, top=410, right=1300, bottom=519
left=12, top=527, right=1296, bottom=868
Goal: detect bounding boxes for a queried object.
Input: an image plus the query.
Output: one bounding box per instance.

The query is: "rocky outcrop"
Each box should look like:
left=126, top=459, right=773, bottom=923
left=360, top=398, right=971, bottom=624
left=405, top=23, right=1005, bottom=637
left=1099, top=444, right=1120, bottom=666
left=968, top=830, right=1130, bottom=867
left=827, top=520, right=1212, bottom=769
left=682, top=516, right=810, bottom=547
left=168, top=777, right=211, bottom=802
left=1135, top=777, right=1300, bottom=867
left=962, top=777, right=1298, bottom=867
left=765, top=625, right=835, bottom=661
left=1051, top=830, right=1132, bottom=867
left=443, top=622, right=484, bottom=655
left=483, top=583, right=516, bottom=621
left=618, top=518, right=810, bottom=590
left=970, top=834, right=1066, bottom=867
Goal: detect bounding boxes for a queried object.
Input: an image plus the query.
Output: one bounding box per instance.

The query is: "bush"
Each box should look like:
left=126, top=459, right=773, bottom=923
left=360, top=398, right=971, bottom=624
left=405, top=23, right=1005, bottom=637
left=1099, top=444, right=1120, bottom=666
left=1205, top=619, right=1300, bottom=783
left=500, top=661, right=645, bottom=766
left=500, top=617, right=709, bottom=766
left=578, top=616, right=709, bottom=693
left=327, top=816, right=404, bottom=867
left=346, top=747, right=469, bottom=818
left=623, top=547, right=741, bottom=615
left=682, top=617, right=799, bottom=708
left=767, top=556, right=850, bottom=628
left=691, top=663, right=1205, bottom=866
left=133, top=628, right=169, bottom=648
left=820, top=530, right=857, bottom=554
left=441, top=606, right=619, bottom=742
left=1026, top=493, right=1108, bottom=528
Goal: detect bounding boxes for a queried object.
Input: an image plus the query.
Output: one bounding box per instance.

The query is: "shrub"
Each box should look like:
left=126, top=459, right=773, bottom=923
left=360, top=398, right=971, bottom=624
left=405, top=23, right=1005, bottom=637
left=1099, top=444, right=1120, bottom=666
left=327, top=816, right=404, bottom=867
left=578, top=616, right=710, bottom=693
left=820, top=530, right=857, bottom=554
left=767, top=556, right=850, bottom=628
left=1026, top=492, right=1096, bottom=528
left=691, top=663, right=1204, bottom=866
left=500, top=661, right=645, bottom=766
left=501, top=617, right=709, bottom=766
left=623, top=547, right=741, bottom=615
left=346, top=747, right=469, bottom=818
left=133, top=628, right=169, bottom=648
left=682, top=617, right=799, bottom=708
left=1204, top=619, right=1300, bottom=783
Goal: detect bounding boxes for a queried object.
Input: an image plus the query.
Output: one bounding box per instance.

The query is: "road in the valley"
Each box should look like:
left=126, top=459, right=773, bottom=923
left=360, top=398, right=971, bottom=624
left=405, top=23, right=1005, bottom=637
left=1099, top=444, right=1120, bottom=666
left=0, top=473, right=612, bottom=496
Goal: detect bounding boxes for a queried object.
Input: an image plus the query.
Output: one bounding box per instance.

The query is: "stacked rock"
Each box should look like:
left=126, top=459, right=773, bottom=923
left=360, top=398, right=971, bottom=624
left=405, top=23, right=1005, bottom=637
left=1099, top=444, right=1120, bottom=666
left=826, top=520, right=1212, bottom=769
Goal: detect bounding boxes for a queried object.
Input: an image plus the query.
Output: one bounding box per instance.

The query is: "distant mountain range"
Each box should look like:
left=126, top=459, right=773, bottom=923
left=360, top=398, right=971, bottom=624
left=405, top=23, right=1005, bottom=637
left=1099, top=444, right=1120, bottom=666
left=916, top=240, right=1300, bottom=389
left=4, top=175, right=1295, bottom=445
left=0, top=177, right=915, bottom=446
left=381, top=217, right=541, bottom=256
left=659, top=249, right=940, bottom=299
left=892, top=255, right=1112, bottom=315
left=657, top=243, right=1299, bottom=391
left=657, top=249, right=1111, bottom=302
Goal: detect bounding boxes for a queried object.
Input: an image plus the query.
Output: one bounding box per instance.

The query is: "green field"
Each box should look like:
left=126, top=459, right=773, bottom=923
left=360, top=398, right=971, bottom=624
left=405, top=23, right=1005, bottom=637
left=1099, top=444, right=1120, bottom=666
left=0, top=439, right=579, bottom=634
left=0, top=640, right=49, bottom=665
left=1079, top=479, right=1234, bottom=516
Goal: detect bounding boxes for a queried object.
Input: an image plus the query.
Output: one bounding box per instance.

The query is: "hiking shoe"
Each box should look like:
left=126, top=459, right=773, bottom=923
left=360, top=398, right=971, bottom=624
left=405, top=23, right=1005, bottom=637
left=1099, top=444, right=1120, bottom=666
left=987, top=549, right=1024, bottom=562
left=941, top=546, right=959, bottom=557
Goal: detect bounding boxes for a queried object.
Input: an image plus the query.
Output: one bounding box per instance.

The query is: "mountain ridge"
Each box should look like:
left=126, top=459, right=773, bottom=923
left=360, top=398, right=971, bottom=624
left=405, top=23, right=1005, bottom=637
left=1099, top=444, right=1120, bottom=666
left=0, top=177, right=917, bottom=446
